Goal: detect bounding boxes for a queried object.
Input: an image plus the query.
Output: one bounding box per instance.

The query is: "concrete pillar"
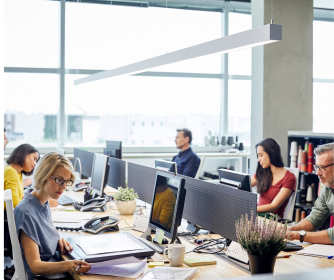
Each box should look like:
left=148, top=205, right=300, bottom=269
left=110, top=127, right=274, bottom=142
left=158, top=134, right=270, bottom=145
left=250, top=0, right=313, bottom=174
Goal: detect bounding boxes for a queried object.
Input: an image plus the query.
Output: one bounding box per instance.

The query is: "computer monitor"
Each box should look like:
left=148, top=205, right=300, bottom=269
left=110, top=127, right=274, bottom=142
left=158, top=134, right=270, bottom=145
left=73, top=148, right=95, bottom=178
left=148, top=172, right=186, bottom=244
left=155, top=160, right=177, bottom=175
left=90, top=154, right=110, bottom=197
left=104, top=140, right=122, bottom=159
left=218, top=169, right=251, bottom=192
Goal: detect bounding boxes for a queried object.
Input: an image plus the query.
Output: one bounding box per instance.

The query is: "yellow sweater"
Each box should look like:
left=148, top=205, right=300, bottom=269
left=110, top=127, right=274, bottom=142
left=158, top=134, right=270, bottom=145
left=152, top=187, right=176, bottom=229
left=4, top=165, right=23, bottom=210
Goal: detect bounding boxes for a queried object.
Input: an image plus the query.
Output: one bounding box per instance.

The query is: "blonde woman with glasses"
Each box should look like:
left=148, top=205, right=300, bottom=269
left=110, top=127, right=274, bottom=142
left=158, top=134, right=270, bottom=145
left=14, top=152, right=91, bottom=280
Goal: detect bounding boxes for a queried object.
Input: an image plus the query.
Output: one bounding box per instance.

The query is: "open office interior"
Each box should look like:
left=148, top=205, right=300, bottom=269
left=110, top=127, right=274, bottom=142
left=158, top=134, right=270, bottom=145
left=2, top=0, right=334, bottom=279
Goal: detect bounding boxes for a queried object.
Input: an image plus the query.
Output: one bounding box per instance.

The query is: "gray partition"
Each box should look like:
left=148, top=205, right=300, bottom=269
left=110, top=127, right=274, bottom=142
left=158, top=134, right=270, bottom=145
left=107, top=157, right=126, bottom=189
left=179, top=175, right=257, bottom=242
left=73, top=148, right=95, bottom=178
left=127, top=162, right=157, bottom=204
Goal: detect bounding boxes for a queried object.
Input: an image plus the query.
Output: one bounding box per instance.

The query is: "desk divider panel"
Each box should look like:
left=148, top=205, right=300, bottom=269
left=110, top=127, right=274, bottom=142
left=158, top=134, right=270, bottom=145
left=107, top=157, right=126, bottom=189
left=179, top=175, right=257, bottom=242
left=73, top=148, right=95, bottom=178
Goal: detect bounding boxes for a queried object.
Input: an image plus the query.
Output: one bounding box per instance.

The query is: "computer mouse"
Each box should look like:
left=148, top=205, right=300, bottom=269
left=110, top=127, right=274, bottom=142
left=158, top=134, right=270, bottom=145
left=161, top=237, right=169, bottom=244
left=146, top=234, right=153, bottom=241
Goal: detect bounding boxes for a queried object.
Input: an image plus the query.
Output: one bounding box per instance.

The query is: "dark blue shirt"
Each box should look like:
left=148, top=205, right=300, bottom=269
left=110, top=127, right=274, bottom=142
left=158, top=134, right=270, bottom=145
left=172, top=147, right=200, bottom=178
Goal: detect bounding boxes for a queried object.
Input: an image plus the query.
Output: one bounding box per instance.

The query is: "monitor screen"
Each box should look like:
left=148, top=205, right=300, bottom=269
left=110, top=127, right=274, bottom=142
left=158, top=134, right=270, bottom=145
left=73, top=148, right=95, bottom=178
left=218, top=169, right=251, bottom=192
left=90, top=154, right=109, bottom=197
left=105, top=141, right=122, bottom=159
left=149, top=172, right=185, bottom=243
left=155, top=160, right=177, bottom=175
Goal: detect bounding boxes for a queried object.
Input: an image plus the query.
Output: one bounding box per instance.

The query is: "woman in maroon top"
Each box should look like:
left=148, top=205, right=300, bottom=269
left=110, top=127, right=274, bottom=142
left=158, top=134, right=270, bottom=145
left=251, top=138, right=296, bottom=218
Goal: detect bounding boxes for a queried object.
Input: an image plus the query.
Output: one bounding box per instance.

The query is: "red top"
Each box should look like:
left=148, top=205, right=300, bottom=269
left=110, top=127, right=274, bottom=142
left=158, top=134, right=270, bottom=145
left=256, top=170, right=296, bottom=218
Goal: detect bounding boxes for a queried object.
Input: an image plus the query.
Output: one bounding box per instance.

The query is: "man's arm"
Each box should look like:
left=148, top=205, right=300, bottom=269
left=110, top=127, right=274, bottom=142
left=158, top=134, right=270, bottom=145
left=287, top=228, right=332, bottom=244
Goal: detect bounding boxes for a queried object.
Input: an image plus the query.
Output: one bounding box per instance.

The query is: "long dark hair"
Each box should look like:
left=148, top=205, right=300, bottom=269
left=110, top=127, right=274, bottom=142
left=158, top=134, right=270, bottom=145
left=255, top=138, right=284, bottom=193
left=7, top=144, right=40, bottom=176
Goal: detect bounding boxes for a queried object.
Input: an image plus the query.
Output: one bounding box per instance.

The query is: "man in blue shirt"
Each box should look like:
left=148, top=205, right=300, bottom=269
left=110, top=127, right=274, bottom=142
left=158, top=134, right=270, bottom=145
left=172, top=128, right=200, bottom=178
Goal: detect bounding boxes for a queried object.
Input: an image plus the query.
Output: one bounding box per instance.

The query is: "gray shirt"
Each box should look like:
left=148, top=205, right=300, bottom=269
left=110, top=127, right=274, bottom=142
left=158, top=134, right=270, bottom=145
left=305, top=186, right=334, bottom=244
left=14, top=193, right=60, bottom=280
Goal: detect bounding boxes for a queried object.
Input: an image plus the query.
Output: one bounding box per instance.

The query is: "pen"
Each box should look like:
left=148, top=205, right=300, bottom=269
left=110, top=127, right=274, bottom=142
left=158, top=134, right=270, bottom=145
left=147, top=260, right=169, bottom=263
left=328, top=256, right=333, bottom=259
left=277, top=255, right=291, bottom=258
left=75, top=265, right=81, bottom=272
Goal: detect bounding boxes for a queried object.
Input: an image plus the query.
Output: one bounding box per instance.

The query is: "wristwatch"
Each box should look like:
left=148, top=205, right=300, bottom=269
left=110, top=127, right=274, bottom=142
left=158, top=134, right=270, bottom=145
left=299, top=230, right=306, bottom=243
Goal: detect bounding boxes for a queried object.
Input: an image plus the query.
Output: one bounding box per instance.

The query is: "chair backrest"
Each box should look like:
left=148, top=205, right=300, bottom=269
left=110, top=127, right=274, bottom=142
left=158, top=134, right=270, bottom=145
left=283, top=167, right=300, bottom=220
left=195, top=156, right=206, bottom=179
left=4, top=189, right=27, bottom=280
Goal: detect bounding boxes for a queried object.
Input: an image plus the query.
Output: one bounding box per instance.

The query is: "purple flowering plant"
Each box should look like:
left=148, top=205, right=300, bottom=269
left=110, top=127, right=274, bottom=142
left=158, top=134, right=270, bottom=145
left=235, top=210, right=287, bottom=257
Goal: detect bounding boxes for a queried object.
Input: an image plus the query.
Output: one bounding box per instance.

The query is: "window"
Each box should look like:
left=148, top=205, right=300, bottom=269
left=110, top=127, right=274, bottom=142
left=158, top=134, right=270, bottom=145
left=313, top=20, right=334, bottom=132
left=4, top=0, right=59, bottom=68
left=4, top=73, right=59, bottom=147
left=65, top=75, right=220, bottom=146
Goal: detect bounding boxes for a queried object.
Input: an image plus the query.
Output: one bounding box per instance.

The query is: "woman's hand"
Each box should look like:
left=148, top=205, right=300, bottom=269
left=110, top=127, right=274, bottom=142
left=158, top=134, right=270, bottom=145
left=64, top=260, right=91, bottom=274
left=57, top=238, right=73, bottom=255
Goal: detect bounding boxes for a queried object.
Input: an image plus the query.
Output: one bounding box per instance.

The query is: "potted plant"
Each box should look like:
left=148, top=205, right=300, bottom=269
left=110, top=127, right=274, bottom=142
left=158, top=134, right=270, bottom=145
left=235, top=210, right=287, bottom=274
left=113, top=187, right=139, bottom=215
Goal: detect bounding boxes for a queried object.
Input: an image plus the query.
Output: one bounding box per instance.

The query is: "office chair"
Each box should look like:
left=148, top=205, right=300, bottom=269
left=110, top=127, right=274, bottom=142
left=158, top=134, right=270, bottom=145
left=283, top=167, right=300, bottom=221
left=195, top=156, right=206, bottom=179
left=4, top=189, right=70, bottom=280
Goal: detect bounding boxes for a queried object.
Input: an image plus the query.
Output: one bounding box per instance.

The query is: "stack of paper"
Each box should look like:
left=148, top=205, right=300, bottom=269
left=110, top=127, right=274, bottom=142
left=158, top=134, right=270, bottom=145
left=51, top=212, right=95, bottom=223
left=139, top=267, right=199, bottom=280
left=295, top=244, right=334, bottom=258
left=86, top=257, right=147, bottom=278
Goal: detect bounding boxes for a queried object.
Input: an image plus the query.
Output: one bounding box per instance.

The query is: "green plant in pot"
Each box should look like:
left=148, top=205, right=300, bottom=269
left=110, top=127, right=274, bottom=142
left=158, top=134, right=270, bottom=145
left=113, top=187, right=139, bottom=215
left=235, top=210, right=287, bottom=274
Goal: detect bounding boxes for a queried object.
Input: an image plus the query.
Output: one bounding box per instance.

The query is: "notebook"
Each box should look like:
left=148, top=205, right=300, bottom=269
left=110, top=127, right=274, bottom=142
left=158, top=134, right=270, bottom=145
left=184, top=257, right=217, bottom=267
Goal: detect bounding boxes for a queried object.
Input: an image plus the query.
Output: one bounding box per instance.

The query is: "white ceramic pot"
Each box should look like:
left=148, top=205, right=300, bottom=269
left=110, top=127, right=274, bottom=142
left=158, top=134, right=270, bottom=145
left=115, top=200, right=137, bottom=215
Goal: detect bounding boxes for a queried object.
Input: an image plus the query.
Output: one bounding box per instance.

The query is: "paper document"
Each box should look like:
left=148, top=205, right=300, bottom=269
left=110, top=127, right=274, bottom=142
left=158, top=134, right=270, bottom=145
left=139, top=267, right=199, bottom=280
left=295, top=244, right=334, bottom=257
left=86, top=257, right=146, bottom=278
left=50, top=205, right=67, bottom=212
left=74, top=233, right=144, bottom=255
left=51, top=212, right=95, bottom=223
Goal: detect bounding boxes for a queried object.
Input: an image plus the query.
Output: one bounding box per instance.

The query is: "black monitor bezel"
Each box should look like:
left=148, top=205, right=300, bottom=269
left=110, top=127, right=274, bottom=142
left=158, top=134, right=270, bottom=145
left=148, top=171, right=185, bottom=242
left=218, top=169, right=251, bottom=192
left=154, top=160, right=177, bottom=175
left=90, top=154, right=109, bottom=197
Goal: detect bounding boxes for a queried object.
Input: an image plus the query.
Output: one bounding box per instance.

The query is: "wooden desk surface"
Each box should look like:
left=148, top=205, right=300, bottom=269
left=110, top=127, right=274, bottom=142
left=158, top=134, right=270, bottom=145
left=58, top=191, right=333, bottom=280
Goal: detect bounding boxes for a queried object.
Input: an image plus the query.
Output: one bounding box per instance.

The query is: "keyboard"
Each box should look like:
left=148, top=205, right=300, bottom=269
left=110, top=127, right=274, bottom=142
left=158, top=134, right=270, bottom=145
left=58, top=195, right=78, bottom=206
left=282, top=242, right=303, bottom=252
left=138, top=237, right=166, bottom=254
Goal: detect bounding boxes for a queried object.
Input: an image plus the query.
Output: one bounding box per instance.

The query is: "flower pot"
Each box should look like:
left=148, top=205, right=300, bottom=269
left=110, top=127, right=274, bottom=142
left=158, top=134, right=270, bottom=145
left=115, top=200, right=136, bottom=215
left=248, top=253, right=277, bottom=274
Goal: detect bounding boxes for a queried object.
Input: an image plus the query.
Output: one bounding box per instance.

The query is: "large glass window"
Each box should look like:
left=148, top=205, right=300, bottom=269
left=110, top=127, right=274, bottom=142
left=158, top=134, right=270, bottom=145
left=66, top=75, right=220, bottom=146
left=4, top=0, right=59, bottom=68
left=65, top=3, right=221, bottom=73
left=4, top=73, right=59, bottom=147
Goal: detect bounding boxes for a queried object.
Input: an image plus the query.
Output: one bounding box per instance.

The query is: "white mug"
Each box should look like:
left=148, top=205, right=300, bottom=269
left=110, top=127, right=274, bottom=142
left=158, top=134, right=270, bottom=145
left=163, top=244, right=185, bottom=266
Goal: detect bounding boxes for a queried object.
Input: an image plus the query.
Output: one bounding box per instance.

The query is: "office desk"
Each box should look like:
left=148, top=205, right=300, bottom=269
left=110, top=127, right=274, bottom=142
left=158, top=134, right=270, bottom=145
left=59, top=191, right=333, bottom=280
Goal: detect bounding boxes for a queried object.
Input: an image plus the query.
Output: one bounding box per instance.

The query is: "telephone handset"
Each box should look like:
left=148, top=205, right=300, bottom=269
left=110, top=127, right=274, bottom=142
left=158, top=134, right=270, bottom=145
left=83, top=215, right=120, bottom=234
left=73, top=197, right=107, bottom=212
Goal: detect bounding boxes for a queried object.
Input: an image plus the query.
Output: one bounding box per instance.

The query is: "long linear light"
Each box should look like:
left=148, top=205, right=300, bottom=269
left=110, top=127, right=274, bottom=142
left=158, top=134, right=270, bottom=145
left=74, top=23, right=282, bottom=85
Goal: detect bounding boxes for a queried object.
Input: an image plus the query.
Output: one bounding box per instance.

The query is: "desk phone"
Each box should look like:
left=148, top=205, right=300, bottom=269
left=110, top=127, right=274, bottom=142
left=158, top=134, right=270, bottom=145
left=74, top=197, right=107, bottom=212
left=226, top=241, right=249, bottom=264
left=83, top=215, right=120, bottom=234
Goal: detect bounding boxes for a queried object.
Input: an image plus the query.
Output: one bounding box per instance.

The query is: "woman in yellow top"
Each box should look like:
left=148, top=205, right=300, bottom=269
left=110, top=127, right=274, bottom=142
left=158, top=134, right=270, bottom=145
left=152, top=176, right=176, bottom=230
left=4, top=144, right=39, bottom=209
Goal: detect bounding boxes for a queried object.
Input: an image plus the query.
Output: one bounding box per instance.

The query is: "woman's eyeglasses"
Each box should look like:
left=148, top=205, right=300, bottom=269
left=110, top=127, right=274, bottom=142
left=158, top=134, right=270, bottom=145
left=50, top=175, right=74, bottom=187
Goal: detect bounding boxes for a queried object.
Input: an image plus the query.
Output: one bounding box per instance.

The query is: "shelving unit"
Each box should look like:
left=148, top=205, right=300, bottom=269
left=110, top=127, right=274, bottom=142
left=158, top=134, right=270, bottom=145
left=288, top=131, right=334, bottom=228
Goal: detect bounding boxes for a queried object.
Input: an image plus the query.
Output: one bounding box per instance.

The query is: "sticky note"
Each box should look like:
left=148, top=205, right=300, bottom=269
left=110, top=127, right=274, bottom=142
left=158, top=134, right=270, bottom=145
left=148, top=262, right=164, bottom=267
left=154, top=228, right=164, bottom=245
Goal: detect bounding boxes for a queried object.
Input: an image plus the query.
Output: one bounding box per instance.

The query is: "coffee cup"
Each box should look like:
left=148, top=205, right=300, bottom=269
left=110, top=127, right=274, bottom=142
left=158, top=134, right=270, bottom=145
left=163, top=244, right=185, bottom=266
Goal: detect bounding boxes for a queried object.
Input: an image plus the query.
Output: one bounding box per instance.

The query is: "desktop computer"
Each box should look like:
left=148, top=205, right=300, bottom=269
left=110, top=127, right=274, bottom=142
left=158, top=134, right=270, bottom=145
left=104, top=140, right=122, bottom=159
left=155, top=159, right=177, bottom=175
left=106, top=157, right=126, bottom=189
left=218, top=169, right=252, bottom=192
